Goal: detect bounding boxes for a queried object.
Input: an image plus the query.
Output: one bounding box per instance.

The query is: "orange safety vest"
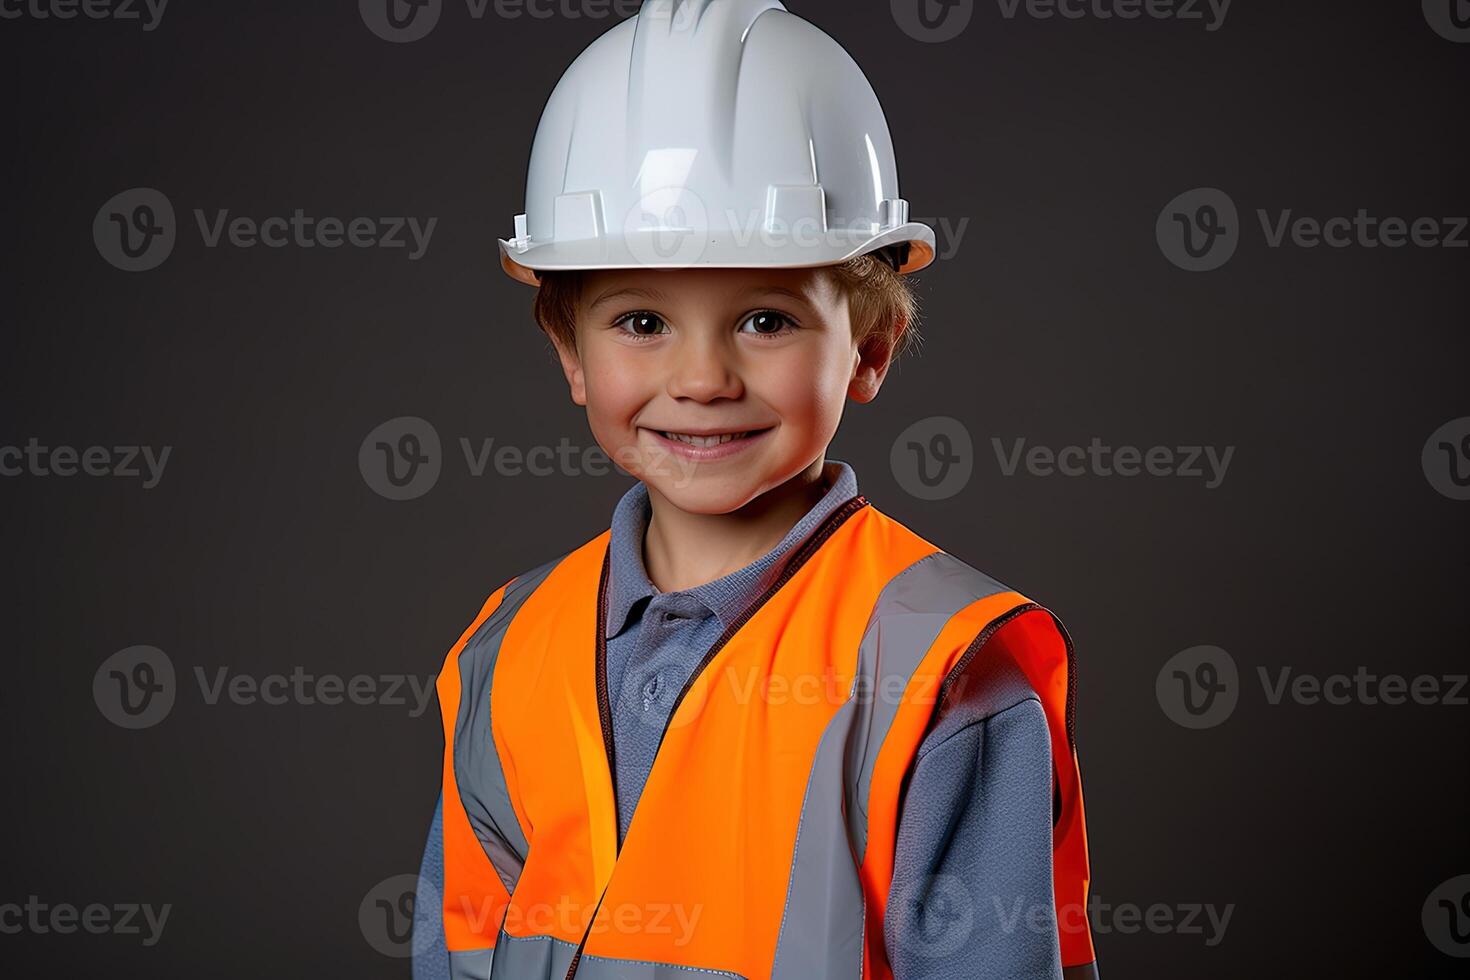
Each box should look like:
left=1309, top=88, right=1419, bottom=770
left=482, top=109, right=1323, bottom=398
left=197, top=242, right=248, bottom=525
left=436, top=493, right=1096, bottom=979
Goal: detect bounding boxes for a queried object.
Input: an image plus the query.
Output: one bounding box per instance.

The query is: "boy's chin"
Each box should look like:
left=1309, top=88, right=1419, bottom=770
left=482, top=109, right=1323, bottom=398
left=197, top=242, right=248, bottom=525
left=640, top=471, right=774, bottom=516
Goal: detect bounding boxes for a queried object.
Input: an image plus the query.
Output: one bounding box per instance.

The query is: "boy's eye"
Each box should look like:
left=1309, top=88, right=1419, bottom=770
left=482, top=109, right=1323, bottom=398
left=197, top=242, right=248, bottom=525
left=738, top=310, right=796, bottom=337
left=614, top=312, right=669, bottom=337
left=612, top=310, right=797, bottom=340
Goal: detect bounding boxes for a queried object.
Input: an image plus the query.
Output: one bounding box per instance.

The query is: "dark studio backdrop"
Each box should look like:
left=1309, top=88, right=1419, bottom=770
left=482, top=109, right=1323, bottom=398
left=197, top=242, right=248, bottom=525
left=1, top=1, right=1466, bottom=977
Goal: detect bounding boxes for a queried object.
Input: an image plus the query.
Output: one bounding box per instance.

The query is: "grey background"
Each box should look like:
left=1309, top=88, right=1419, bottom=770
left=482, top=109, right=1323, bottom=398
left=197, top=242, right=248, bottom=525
left=1, top=1, right=1466, bottom=976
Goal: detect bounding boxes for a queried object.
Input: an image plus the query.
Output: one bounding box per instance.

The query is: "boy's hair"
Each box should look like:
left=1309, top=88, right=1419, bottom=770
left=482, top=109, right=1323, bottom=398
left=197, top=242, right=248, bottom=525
left=531, top=253, right=923, bottom=363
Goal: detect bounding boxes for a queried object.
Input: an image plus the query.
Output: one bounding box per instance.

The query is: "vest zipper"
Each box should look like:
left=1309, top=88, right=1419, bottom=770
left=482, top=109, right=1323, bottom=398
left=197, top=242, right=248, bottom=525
left=562, top=492, right=870, bottom=979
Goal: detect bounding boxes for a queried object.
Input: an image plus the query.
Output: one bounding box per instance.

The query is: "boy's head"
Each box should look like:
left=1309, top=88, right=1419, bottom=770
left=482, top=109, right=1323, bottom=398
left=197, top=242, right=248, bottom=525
left=497, top=0, right=936, bottom=513
left=533, top=255, right=921, bottom=514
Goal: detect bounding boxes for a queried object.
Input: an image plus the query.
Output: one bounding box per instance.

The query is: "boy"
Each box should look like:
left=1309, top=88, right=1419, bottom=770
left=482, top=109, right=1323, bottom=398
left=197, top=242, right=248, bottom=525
left=416, top=2, right=1097, bottom=978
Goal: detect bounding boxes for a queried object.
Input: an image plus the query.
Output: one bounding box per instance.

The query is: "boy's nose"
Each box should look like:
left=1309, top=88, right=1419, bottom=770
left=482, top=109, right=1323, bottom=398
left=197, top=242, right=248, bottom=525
left=665, top=338, right=743, bottom=402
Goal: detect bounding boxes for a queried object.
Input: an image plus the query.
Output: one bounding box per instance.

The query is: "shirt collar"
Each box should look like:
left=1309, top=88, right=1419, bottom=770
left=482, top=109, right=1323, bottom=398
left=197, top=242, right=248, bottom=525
left=605, top=459, right=860, bottom=639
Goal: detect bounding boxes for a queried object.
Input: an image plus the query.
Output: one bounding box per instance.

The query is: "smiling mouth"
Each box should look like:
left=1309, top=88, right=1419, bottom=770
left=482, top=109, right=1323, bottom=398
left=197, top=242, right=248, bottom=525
left=648, top=428, right=772, bottom=447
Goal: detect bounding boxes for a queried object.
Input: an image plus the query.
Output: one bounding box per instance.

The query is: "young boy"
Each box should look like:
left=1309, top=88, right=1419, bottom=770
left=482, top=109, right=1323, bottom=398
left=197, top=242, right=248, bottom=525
left=415, top=2, right=1097, bottom=978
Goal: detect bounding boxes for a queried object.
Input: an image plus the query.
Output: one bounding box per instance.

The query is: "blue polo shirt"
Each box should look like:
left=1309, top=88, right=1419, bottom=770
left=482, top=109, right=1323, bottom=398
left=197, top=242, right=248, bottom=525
left=415, top=459, right=1064, bottom=979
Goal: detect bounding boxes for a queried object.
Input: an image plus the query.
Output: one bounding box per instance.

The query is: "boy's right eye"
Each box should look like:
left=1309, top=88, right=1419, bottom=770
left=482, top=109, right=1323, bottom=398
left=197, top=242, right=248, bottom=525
left=613, top=311, right=669, bottom=339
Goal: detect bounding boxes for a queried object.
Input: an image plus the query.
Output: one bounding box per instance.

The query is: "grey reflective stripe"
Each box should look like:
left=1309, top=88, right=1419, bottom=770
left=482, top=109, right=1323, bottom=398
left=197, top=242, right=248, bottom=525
left=769, top=693, right=865, bottom=980
left=454, top=556, right=564, bottom=894
left=488, top=931, right=746, bottom=980
left=769, top=551, right=1012, bottom=977
left=1064, top=961, right=1101, bottom=980
left=488, top=930, right=576, bottom=979
left=449, top=948, right=493, bottom=980
left=845, top=551, right=1009, bottom=863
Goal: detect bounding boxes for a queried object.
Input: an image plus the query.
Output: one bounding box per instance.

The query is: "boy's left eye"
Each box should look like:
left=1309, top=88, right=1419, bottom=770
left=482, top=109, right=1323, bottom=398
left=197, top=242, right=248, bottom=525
left=738, top=311, right=796, bottom=337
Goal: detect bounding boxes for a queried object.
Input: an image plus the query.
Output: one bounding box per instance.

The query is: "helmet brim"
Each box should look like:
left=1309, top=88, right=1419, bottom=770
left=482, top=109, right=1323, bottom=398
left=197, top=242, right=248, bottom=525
left=498, top=221, right=937, bottom=286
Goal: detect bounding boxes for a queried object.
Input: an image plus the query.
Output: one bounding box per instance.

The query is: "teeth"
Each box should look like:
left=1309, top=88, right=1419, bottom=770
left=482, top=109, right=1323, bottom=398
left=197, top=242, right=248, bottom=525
left=659, top=430, right=751, bottom=447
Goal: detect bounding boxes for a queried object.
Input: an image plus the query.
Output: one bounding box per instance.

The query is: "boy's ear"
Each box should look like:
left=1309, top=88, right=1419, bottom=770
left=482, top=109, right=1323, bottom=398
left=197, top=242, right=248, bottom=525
left=550, top=333, right=588, bottom=407
left=848, top=318, right=901, bottom=404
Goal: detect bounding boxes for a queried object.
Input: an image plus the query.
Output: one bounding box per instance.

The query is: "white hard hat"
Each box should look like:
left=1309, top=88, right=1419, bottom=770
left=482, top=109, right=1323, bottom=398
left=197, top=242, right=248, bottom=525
left=498, top=0, right=936, bottom=286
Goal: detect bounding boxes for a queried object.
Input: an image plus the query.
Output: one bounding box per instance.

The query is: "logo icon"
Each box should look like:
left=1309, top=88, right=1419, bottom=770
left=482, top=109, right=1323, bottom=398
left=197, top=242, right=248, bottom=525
left=1156, top=645, right=1239, bottom=729
left=1422, top=417, right=1470, bottom=501
left=1157, top=188, right=1239, bottom=272
left=1423, top=875, right=1470, bottom=957
left=891, top=416, right=973, bottom=501
left=360, top=873, right=441, bottom=958
left=93, top=645, right=176, bottom=729
left=359, top=417, right=443, bottom=501
left=1424, top=0, right=1470, bottom=42
left=891, top=0, right=974, bottom=43
left=622, top=185, right=710, bottom=270
left=94, top=188, right=176, bottom=272
left=360, top=0, right=442, bottom=43
left=893, top=873, right=975, bottom=957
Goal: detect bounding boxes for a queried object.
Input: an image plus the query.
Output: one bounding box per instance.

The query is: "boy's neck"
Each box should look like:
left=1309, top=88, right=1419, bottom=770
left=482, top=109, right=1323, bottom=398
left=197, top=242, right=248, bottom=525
left=641, top=456, right=831, bottom=594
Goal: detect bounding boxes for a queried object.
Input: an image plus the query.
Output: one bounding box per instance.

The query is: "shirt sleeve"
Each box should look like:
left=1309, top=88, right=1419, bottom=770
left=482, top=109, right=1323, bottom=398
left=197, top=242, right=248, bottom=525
left=886, top=697, right=1064, bottom=980
left=413, top=794, right=452, bottom=980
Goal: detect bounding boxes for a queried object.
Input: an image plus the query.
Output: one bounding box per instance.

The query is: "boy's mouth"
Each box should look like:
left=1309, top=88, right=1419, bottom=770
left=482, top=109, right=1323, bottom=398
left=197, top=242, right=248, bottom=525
left=643, top=427, right=774, bottom=448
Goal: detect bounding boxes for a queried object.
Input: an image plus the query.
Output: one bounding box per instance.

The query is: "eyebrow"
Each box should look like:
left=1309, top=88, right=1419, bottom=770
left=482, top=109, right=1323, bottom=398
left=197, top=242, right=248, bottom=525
left=586, top=283, right=816, bottom=311
left=586, top=286, right=668, bottom=311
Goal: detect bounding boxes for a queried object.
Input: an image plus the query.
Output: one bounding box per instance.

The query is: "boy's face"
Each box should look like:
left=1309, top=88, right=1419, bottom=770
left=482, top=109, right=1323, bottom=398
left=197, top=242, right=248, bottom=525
left=551, top=265, right=895, bottom=515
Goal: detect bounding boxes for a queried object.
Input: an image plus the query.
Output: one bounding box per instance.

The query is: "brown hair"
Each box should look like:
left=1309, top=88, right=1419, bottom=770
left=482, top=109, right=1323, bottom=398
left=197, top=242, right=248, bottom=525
left=530, top=253, right=923, bottom=363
